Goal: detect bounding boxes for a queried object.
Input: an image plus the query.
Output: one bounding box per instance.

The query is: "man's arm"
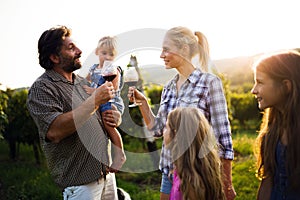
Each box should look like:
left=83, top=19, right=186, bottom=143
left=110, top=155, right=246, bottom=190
left=102, top=104, right=122, bottom=127
left=47, top=82, right=114, bottom=143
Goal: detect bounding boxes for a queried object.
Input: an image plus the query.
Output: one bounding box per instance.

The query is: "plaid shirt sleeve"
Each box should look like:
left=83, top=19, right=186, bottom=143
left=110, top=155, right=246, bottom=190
left=27, top=80, right=66, bottom=141
left=208, top=76, right=234, bottom=160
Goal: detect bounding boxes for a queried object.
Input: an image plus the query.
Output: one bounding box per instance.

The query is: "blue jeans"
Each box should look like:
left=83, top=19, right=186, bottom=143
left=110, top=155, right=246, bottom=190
left=100, top=102, right=112, bottom=112
left=160, top=168, right=173, bottom=194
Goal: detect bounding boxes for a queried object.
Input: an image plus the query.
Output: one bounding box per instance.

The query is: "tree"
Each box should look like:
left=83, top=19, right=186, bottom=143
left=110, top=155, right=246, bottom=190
left=230, top=92, right=261, bottom=129
left=3, top=88, right=41, bottom=164
left=0, top=87, right=9, bottom=138
left=120, top=55, right=160, bottom=168
left=215, top=71, right=233, bottom=123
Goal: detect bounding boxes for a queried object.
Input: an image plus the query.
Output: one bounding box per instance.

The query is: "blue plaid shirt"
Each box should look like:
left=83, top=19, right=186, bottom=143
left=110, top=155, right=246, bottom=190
left=151, top=69, right=234, bottom=171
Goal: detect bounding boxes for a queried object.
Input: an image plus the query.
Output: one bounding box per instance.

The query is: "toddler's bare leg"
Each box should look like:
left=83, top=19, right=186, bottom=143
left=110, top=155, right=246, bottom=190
left=104, top=124, right=126, bottom=172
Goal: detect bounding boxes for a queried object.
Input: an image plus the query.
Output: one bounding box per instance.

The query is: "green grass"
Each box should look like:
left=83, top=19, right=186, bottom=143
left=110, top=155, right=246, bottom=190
left=0, top=131, right=260, bottom=200
left=232, top=131, right=259, bottom=200
left=117, top=171, right=161, bottom=199
left=233, top=131, right=256, bottom=156
left=232, top=157, right=258, bottom=200
left=0, top=141, right=61, bottom=200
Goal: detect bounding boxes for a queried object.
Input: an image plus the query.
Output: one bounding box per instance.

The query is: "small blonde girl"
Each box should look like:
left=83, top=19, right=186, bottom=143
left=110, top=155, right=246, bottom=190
left=84, top=36, right=126, bottom=172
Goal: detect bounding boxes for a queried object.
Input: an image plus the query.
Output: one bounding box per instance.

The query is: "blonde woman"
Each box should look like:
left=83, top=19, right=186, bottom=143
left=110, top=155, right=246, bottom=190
left=128, top=26, right=235, bottom=199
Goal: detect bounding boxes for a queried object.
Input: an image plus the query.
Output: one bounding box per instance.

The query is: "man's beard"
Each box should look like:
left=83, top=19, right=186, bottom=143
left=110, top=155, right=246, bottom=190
left=59, top=54, right=82, bottom=73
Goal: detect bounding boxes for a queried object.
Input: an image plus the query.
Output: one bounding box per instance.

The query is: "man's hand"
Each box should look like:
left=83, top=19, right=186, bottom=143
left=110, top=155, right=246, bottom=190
left=93, top=82, right=115, bottom=105
left=83, top=85, right=96, bottom=95
left=102, top=104, right=121, bottom=127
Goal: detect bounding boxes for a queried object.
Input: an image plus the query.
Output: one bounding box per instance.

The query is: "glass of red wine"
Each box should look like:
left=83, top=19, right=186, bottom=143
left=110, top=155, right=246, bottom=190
left=101, top=60, right=118, bottom=102
left=124, top=67, right=141, bottom=107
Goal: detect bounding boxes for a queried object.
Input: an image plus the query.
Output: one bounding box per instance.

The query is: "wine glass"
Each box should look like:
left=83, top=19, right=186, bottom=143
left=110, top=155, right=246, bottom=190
left=124, top=67, right=141, bottom=107
left=101, top=60, right=118, bottom=102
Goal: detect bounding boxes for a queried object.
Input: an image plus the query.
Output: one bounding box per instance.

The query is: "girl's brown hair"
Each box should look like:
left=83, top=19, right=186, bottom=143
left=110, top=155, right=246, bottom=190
left=254, top=50, right=300, bottom=190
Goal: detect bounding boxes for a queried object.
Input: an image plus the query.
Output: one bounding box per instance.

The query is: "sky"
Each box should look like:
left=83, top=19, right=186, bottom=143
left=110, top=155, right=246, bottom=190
left=0, top=0, right=299, bottom=89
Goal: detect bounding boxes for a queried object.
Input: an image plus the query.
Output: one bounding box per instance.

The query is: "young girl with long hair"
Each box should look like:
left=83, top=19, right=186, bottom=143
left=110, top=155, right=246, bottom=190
left=164, top=107, right=225, bottom=200
left=252, top=50, right=300, bottom=199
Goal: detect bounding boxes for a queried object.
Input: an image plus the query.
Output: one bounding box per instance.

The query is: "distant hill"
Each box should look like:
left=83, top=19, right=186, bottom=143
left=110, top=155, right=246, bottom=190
left=139, top=55, right=259, bottom=87
left=131, top=48, right=300, bottom=88
left=139, top=64, right=177, bottom=86
left=213, top=48, right=300, bottom=86
left=213, top=55, right=260, bottom=86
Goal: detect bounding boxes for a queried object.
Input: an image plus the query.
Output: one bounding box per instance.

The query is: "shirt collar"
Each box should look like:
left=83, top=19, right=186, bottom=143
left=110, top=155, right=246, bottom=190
left=188, top=68, right=203, bottom=84
left=168, top=68, right=203, bottom=89
left=45, top=69, right=83, bottom=85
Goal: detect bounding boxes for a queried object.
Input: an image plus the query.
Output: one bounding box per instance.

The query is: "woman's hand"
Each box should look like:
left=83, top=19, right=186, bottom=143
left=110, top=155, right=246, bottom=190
left=127, top=86, right=146, bottom=104
left=224, top=184, right=236, bottom=200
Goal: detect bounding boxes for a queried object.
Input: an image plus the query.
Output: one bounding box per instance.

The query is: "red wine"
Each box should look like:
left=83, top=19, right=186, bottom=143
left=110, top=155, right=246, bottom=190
left=103, top=74, right=117, bottom=82
left=125, top=81, right=138, bottom=87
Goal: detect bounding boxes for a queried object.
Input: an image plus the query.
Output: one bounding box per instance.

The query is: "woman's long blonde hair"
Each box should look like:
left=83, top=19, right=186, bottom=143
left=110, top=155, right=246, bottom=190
left=165, top=26, right=210, bottom=71
left=167, top=107, right=225, bottom=200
